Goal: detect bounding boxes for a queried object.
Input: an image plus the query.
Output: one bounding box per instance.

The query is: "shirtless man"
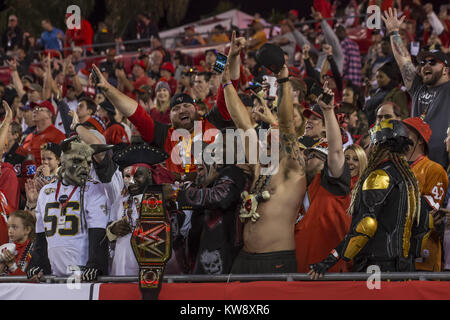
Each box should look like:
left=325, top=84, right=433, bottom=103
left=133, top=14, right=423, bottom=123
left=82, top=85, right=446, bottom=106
left=222, top=33, right=307, bottom=273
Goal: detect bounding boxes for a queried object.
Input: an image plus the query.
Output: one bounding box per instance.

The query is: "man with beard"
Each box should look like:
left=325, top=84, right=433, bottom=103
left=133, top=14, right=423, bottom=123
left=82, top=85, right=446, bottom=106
left=294, top=84, right=352, bottom=273
left=107, top=144, right=174, bottom=276
left=308, top=120, right=431, bottom=278
left=384, top=8, right=450, bottom=168
left=173, top=136, right=250, bottom=275
left=90, top=43, right=238, bottom=181
left=27, top=137, right=109, bottom=281
left=222, top=33, right=306, bottom=274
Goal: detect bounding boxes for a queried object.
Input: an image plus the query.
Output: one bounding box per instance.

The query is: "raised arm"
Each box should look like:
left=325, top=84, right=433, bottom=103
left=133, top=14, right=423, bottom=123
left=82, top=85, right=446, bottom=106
left=0, top=101, right=13, bottom=156
left=222, top=63, right=253, bottom=131
left=277, top=65, right=305, bottom=172
left=91, top=64, right=138, bottom=117
left=382, top=8, right=416, bottom=91
left=7, top=59, right=26, bottom=100
left=317, top=81, right=345, bottom=178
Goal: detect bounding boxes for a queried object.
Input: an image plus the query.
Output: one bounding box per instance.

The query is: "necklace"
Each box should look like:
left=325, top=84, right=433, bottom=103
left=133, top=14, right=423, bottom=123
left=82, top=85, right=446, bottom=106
left=239, top=174, right=272, bottom=223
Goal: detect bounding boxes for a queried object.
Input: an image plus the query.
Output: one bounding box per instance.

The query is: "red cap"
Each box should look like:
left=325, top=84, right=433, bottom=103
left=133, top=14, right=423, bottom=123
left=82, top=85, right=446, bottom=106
left=402, top=117, right=432, bottom=150
left=38, top=100, right=55, bottom=116
left=289, top=9, right=299, bottom=17
left=133, top=59, right=146, bottom=69
left=160, top=62, right=175, bottom=74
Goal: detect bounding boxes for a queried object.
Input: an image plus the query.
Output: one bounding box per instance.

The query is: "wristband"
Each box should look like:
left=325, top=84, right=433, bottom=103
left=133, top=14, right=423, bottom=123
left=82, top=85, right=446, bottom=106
left=223, top=82, right=233, bottom=89
left=388, top=30, right=400, bottom=37
left=276, top=77, right=289, bottom=84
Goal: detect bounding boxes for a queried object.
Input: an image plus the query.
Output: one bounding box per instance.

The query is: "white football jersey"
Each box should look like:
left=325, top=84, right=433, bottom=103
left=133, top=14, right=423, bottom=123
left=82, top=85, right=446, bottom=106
left=35, top=180, right=108, bottom=276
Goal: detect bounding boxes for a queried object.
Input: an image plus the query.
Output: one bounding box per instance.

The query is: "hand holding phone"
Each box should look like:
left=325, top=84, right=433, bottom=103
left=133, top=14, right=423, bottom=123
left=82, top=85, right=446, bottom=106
left=213, top=53, right=228, bottom=73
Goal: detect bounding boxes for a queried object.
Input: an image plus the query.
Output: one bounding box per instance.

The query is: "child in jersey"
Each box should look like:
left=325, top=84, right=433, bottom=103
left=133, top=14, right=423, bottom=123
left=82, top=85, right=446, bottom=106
left=0, top=210, right=35, bottom=275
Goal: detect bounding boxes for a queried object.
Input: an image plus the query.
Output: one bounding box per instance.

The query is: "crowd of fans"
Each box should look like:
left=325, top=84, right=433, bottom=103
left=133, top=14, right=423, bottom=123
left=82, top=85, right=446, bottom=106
left=0, top=0, right=449, bottom=281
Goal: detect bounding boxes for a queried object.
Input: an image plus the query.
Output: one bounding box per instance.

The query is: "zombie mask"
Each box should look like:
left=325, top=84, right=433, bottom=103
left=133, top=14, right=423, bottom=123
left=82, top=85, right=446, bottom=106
left=123, top=164, right=153, bottom=196
left=60, top=142, right=94, bottom=186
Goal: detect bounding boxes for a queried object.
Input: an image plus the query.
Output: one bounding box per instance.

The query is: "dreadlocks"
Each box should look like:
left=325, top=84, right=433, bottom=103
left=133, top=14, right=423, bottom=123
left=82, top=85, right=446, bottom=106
left=348, top=143, right=421, bottom=226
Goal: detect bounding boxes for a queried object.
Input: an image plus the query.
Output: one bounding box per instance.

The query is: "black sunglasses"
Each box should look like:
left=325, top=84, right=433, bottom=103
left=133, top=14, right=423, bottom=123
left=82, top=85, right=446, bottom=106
left=420, top=59, right=438, bottom=67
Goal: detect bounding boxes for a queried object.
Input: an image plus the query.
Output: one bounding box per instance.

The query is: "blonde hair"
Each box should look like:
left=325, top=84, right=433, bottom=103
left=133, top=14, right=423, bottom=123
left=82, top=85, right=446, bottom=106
left=344, top=144, right=368, bottom=178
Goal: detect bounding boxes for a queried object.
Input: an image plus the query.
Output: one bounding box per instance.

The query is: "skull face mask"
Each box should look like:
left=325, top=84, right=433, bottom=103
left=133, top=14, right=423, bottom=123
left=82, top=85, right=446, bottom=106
left=60, top=142, right=94, bottom=186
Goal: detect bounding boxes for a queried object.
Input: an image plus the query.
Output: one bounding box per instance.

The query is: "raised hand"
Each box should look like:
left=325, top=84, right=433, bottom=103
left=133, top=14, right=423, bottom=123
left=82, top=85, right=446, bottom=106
left=2, top=100, right=13, bottom=124
left=317, top=81, right=335, bottom=110
left=25, top=179, right=39, bottom=205
left=91, top=64, right=111, bottom=92
left=382, top=7, right=406, bottom=33
left=69, top=109, right=79, bottom=130
left=228, top=30, right=246, bottom=58
left=311, top=7, right=323, bottom=21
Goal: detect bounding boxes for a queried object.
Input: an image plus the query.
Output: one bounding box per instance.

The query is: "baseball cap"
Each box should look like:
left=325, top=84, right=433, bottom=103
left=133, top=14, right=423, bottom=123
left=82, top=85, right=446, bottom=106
left=160, top=62, right=175, bottom=75
left=417, top=49, right=449, bottom=67
left=256, top=43, right=285, bottom=74
left=288, top=9, right=299, bottom=17
left=402, top=117, right=432, bottom=154
left=170, top=93, right=194, bottom=109
left=304, top=141, right=329, bottom=158
left=37, top=100, right=55, bottom=116
left=303, top=104, right=324, bottom=119
left=133, top=59, right=146, bottom=69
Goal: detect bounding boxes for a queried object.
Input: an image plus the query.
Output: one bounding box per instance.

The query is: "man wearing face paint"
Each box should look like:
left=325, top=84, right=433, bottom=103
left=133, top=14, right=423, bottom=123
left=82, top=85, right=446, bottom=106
left=26, top=137, right=109, bottom=282
left=107, top=144, right=176, bottom=276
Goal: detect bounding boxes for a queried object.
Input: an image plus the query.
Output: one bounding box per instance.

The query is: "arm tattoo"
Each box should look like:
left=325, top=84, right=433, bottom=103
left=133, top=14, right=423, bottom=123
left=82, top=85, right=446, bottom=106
left=392, top=34, right=410, bottom=58
left=400, top=61, right=416, bottom=88
left=280, top=131, right=305, bottom=170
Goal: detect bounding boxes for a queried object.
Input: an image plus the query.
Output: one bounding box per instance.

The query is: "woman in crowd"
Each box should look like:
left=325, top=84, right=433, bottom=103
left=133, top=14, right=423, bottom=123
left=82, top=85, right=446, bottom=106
left=344, top=144, right=368, bottom=190
left=149, top=81, right=171, bottom=124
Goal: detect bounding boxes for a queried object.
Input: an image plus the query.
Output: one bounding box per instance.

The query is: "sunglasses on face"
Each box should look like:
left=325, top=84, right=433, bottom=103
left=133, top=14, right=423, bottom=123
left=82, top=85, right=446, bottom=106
left=420, top=59, right=438, bottom=67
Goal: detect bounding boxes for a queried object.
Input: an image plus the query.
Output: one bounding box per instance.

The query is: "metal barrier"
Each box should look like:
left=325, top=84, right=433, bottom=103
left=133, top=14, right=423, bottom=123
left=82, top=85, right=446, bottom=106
left=1, top=272, right=450, bottom=284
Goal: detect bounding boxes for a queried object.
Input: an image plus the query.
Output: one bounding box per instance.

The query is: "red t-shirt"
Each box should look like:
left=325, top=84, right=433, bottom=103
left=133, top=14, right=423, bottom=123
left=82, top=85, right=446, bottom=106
left=0, top=191, right=10, bottom=246
left=0, top=163, right=19, bottom=211
left=23, top=125, right=65, bottom=166
left=295, top=163, right=352, bottom=273
left=104, top=123, right=130, bottom=145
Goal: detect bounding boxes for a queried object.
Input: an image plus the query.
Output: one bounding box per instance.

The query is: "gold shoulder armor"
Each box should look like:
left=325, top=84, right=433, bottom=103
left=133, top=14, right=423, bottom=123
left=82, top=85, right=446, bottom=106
left=343, top=217, right=378, bottom=260
left=362, top=169, right=390, bottom=190
left=355, top=216, right=378, bottom=237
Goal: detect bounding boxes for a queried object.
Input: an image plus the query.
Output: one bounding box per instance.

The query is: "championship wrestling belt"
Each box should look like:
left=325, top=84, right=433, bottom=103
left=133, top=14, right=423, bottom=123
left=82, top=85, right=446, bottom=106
left=130, top=185, right=171, bottom=300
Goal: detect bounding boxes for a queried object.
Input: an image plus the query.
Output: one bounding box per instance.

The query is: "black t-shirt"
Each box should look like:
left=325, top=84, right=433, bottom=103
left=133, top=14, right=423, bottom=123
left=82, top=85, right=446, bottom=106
left=409, top=75, right=450, bottom=168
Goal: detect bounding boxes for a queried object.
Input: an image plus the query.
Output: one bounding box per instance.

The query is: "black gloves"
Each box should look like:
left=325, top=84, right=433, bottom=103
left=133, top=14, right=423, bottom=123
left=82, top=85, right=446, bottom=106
left=309, top=252, right=339, bottom=277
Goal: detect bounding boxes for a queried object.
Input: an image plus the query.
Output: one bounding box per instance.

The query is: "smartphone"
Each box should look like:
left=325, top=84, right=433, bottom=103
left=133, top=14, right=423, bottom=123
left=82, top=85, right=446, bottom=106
left=310, top=82, right=332, bottom=104
left=91, top=67, right=101, bottom=86
left=213, top=53, right=227, bottom=73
